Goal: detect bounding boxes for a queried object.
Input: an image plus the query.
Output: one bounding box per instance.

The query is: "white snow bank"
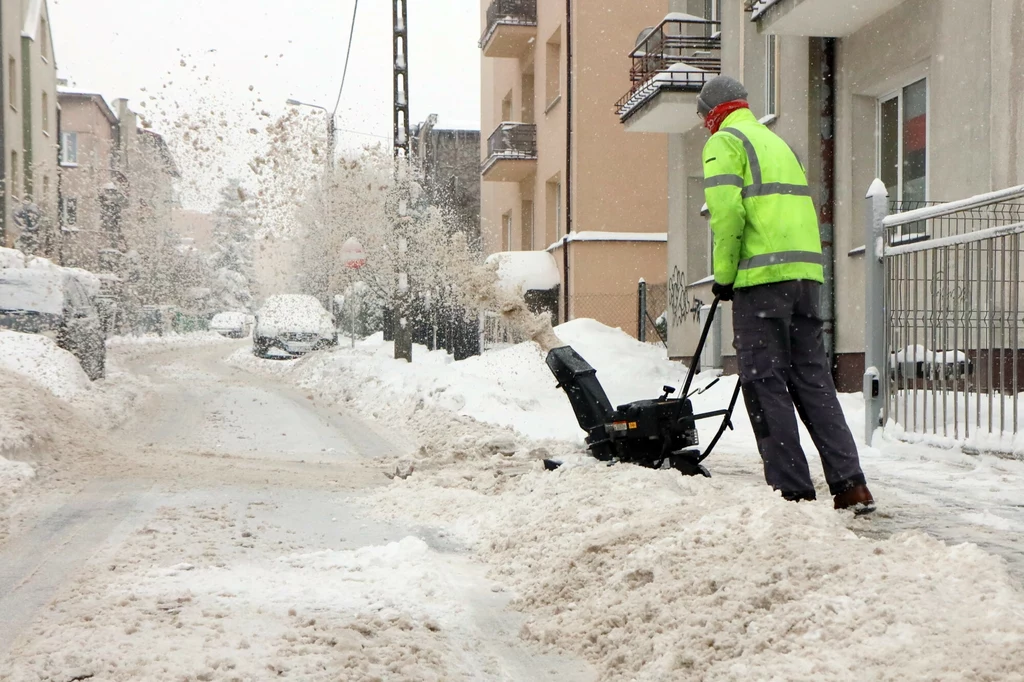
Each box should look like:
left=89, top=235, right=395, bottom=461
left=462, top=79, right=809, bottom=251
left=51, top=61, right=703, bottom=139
left=107, top=330, right=234, bottom=349
left=368, top=461, right=1024, bottom=681
left=0, top=331, right=91, bottom=400
left=485, top=251, right=560, bottom=293
left=234, top=319, right=685, bottom=445
left=0, top=247, right=26, bottom=269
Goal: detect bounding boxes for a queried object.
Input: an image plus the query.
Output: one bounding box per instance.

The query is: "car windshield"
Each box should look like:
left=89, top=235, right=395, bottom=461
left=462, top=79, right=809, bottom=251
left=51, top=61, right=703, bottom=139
left=0, top=272, right=64, bottom=315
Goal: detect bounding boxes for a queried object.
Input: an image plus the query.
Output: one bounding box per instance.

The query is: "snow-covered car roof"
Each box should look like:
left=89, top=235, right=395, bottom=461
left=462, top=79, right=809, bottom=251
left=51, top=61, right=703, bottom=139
left=257, top=295, right=332, bottom=328
left=0, top=269, right=67, bottom=315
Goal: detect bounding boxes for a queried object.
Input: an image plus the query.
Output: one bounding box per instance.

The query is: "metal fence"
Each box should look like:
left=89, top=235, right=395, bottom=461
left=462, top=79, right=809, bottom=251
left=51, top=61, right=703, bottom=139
left=479, top=0, right=537, bottom=48
left=863, top=183, right=1024, bottom=453
left=616, top=16, right=721, bottom=119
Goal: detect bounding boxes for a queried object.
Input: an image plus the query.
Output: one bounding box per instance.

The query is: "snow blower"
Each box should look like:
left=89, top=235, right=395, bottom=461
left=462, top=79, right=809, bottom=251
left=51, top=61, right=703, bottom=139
left=544, top=296, right=741, bottom=476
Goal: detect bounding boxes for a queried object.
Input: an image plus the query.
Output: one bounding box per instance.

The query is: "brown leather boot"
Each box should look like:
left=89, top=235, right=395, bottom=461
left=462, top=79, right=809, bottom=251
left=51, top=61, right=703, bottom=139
left=833, top=484, right=876, bottom=515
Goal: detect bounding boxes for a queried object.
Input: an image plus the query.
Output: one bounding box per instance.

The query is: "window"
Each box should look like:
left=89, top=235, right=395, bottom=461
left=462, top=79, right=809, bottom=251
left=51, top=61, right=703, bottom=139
left=63, top=197, right=78, bottom=226
left=521, top=200, right=534, bottom=250
left=521, top=74, right=535, bottom=124
left=554, top=182, right=563, bottom=238
left=765, top=35, right=778, bottom=118
left=8, top=57, right=16, bottom=109
left=501, top=91, right=513, bottom=122
left=545, top=29, right=562, bottom=111
left=40, top=19, right=50, bottom=61
left=10, top=151, right=18, bottom=197
left=61, top=131, right=79, bottom=166
left=503, top=211, right=513, bottom=251
left=42, top=91, right=49, bottom=132
left=704, top=0, right=722, bottom=36
left=879, top=78, right=927, bottom=233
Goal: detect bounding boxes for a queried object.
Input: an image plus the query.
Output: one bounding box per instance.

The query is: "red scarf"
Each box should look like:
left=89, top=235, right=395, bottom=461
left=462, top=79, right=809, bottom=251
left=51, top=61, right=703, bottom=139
left=704, top=99, right=750, bottom=134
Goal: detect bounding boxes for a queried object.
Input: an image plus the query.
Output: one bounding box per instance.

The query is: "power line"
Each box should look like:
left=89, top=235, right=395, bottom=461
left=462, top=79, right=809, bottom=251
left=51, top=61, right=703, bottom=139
left=335, top=126, right=390, bottom=141
left=331, top=0, right=360, bottom=118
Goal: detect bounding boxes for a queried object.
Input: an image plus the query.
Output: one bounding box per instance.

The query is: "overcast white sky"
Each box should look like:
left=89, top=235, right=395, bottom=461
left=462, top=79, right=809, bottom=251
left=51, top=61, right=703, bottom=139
left=48, top=0, right=482, bottom=207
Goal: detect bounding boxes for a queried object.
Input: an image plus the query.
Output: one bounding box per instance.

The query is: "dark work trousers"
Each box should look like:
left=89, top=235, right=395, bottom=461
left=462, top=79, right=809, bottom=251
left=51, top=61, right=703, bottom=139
left=732, top=280, right=866, bottom=499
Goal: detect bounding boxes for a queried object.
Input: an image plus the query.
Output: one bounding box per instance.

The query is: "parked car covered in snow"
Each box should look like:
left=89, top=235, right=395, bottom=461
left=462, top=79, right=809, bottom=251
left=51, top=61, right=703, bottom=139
left=253, top=294, right=337, bottom=358
left=0, top=268, right=106, bottom=379
left=210, top=311, right=253, bottom=338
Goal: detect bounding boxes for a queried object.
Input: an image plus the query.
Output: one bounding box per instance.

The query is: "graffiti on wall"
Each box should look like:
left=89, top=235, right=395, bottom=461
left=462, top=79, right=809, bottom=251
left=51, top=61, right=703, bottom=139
left=668, top=265, right=709, bottom=327
left=668, top=266, right=688, bottom=327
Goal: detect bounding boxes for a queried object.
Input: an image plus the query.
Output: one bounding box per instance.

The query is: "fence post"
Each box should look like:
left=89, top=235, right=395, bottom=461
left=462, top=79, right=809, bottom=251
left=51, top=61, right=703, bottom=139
left=637, top=278, right=647, bottom=342
left=863, top=179, right=890, bottom=444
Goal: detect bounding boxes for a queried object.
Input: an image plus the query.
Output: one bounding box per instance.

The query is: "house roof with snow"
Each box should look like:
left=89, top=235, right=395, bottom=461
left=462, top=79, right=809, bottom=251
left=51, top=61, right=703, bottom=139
left=57, top=92, right=120, bottom=127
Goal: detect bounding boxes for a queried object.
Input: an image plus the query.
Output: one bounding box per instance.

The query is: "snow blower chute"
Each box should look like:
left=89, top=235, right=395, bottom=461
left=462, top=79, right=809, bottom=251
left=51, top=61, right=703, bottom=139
left=544, top=296, right=741, bottom=476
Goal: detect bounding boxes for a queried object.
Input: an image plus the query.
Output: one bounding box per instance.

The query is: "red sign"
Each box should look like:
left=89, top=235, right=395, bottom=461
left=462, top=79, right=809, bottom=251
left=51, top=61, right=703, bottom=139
left=341, top=237, right=366, bottom=270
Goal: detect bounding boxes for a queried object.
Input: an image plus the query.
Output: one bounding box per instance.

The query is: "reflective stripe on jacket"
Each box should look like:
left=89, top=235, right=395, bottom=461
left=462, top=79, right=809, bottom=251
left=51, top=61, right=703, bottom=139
left=702, top=108, right=824, bottom=289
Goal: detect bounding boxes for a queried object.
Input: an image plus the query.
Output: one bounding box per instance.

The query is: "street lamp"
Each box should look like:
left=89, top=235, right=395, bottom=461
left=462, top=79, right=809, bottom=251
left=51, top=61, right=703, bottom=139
left=285, top=98, right=336, bottom=169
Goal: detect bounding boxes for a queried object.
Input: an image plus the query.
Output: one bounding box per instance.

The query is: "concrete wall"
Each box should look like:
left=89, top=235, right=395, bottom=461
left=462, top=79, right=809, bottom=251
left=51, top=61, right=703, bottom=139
left=832, top=0, right=999, bottom=366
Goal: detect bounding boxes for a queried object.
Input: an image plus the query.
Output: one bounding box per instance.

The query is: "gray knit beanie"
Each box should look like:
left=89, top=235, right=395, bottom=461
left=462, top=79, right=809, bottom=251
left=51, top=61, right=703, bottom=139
left=697, top=76, right=748, bottom=118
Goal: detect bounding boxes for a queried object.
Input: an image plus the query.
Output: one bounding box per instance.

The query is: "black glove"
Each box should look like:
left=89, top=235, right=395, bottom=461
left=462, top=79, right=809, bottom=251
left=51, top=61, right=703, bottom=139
left=712, top=282, right=734, bottom=302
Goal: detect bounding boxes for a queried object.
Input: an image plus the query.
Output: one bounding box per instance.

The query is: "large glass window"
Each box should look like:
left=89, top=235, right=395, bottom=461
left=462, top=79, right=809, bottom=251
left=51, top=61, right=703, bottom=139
left=879, top=78, right=927, bottom=232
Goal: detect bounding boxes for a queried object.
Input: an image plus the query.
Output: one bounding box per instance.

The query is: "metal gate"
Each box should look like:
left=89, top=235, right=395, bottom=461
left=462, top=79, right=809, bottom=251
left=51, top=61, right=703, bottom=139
left=863, top=182, right=1024, bottom=453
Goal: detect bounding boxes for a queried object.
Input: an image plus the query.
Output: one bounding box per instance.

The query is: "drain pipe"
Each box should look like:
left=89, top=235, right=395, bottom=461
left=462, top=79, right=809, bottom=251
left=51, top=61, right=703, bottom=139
left=0, top=6, right=5, bottom=247
left=563, top=0, right=574, bottom=323
left=817, top=37, right=837, bottom=371
left=565, top=0, right=573, bottom=238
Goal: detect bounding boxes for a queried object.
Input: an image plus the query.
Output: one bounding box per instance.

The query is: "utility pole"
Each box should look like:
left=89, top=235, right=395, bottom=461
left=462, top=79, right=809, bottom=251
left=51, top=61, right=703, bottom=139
left=392, top=0, right=412, bottom=361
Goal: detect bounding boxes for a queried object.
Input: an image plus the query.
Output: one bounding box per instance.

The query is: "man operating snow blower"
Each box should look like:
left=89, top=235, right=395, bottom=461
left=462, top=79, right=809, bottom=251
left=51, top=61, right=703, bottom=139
left=697, top=75, right=875, bottom=514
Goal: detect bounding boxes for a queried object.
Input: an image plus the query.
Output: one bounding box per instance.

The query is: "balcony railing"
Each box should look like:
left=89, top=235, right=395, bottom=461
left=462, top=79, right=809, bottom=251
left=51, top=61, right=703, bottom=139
left=481, top=122, right=537, bottom=179
left=616, top=15, right=722, bottom=121
left=479, top=0, right=538, bottom=50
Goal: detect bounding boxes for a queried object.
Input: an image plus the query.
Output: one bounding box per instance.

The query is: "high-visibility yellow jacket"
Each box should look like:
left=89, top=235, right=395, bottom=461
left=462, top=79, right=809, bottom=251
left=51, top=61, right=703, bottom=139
left=702, top=108, right=824, bottom=289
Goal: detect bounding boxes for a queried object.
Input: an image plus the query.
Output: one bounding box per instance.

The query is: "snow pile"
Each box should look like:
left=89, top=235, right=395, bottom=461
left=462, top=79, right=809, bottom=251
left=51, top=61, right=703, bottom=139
left=485, top=251, right=560, bottom=293
left=234, top=319, right=685, bottom=448
left=368, top=463, right=1024, bottom=681
left=0, top=331, right=92, bottom=401
left=107, top=330, right=235, bottom=350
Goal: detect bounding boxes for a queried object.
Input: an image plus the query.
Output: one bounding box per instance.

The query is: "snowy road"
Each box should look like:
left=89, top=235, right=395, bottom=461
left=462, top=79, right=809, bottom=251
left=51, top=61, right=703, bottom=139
left=0, top=343, right=595, bottom=681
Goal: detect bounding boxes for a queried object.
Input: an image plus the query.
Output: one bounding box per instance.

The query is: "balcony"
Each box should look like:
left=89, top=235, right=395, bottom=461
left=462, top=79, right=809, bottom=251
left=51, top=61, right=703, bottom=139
left=616, top=14, right=721, bottom=133
left=481, top=122, right=537, bottom=183
left=479, top=0, right=537, bottom=59
left=746, top=0, right=911, bottom=37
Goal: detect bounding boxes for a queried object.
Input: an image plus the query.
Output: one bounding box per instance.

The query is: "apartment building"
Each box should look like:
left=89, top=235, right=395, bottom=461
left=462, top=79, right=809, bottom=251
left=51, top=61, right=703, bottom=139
left=411, top=115, right=482, bottom=239
left=618, top=0, right=1024, bottom=390
left=56, top=92, right=124, bottom=270
left=479, top=0, right=672, bottom=333
left=1, top=0, right=59, bottom=254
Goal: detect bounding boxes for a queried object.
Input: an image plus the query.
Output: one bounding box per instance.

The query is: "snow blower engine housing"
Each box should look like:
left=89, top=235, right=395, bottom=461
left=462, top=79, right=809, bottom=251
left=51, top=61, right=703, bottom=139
left=544, top=297, right=740, bottom=476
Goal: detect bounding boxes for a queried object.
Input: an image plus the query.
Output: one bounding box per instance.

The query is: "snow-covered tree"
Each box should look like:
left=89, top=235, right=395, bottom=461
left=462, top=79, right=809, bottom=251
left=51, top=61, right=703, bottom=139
left=208, top=179, right=255, bottom=312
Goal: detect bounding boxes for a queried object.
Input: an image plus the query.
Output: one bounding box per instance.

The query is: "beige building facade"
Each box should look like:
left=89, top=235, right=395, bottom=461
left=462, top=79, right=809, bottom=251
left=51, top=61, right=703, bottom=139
left=1, top=0, right=59, bottom=254
left=56, top=92, right=122, bottom=270
left=618, top=0, right=1024, bottom=390
left=479, top=0, right=672, bottom=334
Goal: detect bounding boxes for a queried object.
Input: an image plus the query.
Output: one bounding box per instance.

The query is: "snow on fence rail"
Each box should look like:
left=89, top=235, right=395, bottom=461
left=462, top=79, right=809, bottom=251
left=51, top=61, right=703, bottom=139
left=863, top=182, right=1024, bottom=455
